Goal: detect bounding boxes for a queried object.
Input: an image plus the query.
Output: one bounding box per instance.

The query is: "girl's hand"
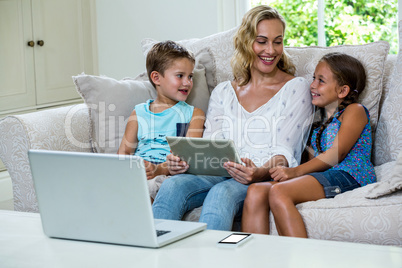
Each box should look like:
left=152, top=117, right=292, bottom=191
left=269, top=166, right=298, bottom=182
left=223, top=158, right=258, bottom=185
left=166, top=154, right=189, bottom=175
left=143, top=160, right=157, bottom=180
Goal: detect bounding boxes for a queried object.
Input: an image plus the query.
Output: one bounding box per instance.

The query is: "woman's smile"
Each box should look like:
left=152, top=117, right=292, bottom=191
left=259, top=55, right=276, bottom=65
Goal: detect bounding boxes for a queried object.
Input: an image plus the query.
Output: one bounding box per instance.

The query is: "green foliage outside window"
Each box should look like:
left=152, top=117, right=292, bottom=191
left=251, top=0, right=398, bottom=54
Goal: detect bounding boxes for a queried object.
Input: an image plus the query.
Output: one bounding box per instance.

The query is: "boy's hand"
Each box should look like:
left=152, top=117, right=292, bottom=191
left=269, top=166, right=298, bottom=182
left=166, top=154, right=189, bottom=175
left=143, top=160, right=157, bottom=180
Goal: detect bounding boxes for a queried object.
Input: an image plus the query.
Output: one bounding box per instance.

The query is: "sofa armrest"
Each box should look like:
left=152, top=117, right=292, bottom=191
left=0, top=104, right=92, bottom=212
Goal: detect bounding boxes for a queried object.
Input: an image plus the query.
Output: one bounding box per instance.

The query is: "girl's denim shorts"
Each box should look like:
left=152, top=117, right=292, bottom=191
left=308, top=170, right=361, bottom=198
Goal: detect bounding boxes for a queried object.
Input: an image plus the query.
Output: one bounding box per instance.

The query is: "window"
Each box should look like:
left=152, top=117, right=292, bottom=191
left=249, top=0, right=399, bottom=54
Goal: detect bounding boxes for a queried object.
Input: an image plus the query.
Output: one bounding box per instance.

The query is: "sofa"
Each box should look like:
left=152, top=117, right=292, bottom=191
left=1, top=21, right=401, bottom=246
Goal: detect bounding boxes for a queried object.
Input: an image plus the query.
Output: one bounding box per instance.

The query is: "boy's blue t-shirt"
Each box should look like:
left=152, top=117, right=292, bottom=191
left=134, top=99, right=194, bottom=163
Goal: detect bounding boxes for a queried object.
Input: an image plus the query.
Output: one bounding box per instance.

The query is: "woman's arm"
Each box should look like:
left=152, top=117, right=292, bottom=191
left=270, top=103, right=368, bottom=181
left=224, top=155, right=288, bottom=184
left=263, top=78, right=314, bottom=168
left=224, top=79, right=312, bottom=184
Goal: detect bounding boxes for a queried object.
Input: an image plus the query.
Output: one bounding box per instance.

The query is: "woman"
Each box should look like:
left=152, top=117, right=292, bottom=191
left=152, top=5, right=313, bottom=230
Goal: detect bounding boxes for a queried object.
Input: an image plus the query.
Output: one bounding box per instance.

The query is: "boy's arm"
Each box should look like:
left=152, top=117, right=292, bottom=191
left=117, top=110, right=139, bottom=155
left=153, top=108, right=206, bottom=178
left=185, top=108, right=206, bottom=138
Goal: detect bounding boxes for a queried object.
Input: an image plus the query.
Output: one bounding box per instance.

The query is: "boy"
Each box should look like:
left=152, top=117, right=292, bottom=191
left=118, top=41, right=205, bottom=181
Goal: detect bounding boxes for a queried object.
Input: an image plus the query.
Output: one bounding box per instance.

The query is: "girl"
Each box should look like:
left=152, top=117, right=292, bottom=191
left=241, top=52, right=376, bottom=237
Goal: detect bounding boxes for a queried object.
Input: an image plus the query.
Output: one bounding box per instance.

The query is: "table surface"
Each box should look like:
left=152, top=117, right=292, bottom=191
left=1, top=210, right=401, bottom=268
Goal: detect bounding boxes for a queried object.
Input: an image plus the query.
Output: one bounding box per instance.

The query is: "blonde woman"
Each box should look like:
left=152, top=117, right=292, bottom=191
left=152, top=5, right=313, bottom=230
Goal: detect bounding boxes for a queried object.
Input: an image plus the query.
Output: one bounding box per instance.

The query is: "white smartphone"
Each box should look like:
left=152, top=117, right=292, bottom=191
left=217, top=233, right=253, bottom=248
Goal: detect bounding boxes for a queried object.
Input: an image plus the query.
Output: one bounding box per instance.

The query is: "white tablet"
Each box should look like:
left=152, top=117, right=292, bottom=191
left=166, top=136, right=241, bottom=177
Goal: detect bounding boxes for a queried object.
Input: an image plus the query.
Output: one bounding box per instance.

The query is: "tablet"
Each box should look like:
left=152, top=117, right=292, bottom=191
left=166, top=136, right=241, bottom=177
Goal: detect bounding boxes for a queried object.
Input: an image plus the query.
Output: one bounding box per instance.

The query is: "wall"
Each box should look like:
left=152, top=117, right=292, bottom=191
left=96, top=0, right=247, bottom=79
left=95, top=0, right=247, bottom=79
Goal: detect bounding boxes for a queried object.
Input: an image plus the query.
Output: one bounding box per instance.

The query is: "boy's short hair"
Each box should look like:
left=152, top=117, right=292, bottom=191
left=146, top=40, right=195, bottom=88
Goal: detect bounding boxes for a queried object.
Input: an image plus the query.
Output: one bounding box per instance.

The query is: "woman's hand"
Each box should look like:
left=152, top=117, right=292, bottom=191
left=166, top=154, right=189, bottom=175
left=269, top=166, right=298, bottom=182
left=223, top=158, right=259, bottom=185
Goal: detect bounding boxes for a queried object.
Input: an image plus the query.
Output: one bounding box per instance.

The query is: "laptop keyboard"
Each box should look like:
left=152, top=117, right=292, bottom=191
left=156, top=230, right=171, bottom=237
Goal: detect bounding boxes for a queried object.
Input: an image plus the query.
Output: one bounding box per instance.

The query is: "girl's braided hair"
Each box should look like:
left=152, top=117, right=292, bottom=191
left=312, top=52, right=367, bottom=153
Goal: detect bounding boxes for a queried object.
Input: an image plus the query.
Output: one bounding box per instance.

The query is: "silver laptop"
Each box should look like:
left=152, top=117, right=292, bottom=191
left=28, top=149, right=206, bottom=248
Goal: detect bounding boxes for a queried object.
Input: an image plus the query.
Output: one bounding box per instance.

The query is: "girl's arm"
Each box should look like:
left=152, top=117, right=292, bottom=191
left=117, top=110, right=138, bottom=155
left=270, top=103, right=368, bottom=181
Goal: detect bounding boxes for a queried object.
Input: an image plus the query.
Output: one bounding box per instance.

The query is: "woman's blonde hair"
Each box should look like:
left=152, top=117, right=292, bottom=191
left=231, top=5, right=295, bottom=86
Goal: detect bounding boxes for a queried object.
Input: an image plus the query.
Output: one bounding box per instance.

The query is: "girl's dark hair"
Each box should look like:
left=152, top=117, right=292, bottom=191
left=313, top=52, right=366, bottom=153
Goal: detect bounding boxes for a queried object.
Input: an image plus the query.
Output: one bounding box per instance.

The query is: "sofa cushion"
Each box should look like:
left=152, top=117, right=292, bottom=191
left=278, top=187, right=402, bottom=245
left=73, top=67, right=210, bottom=154
left=273, top=159, right=402, bottom=244
left=366, top=151, right=402, bottom=199
left=141, top=27, right=238, bottom=90
left=141, top=43, right=218, bottom=92
left=143, top=29, right=389, bottom=133
left=373, top=20, right=402, bottom=165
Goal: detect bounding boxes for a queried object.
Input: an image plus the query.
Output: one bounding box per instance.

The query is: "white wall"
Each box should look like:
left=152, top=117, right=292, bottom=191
left=95, top=0, right=246, bottom=79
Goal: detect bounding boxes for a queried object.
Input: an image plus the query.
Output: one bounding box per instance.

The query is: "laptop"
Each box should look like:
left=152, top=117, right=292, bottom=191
left=28, top=149, right=206, bottom=248
left=166, top=136, right=242, bottom=176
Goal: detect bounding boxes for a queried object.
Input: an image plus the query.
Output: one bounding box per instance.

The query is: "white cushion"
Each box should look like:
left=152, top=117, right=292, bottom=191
left=141, top=27, right=238, bottom=89
left=366, top=151, right=402, bottom=199
left=73, top=67, right=210, bottom=154
left=143, top=29, right=389, bottom=133
left=373, top=20, right=402, bottom=165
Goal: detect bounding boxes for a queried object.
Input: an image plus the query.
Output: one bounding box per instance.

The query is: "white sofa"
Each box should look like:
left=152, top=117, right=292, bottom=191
left=1, top=22, right=401, bottom=246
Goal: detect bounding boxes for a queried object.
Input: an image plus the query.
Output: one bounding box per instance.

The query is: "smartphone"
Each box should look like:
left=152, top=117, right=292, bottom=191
left=217, top=233, right=253, bottom=248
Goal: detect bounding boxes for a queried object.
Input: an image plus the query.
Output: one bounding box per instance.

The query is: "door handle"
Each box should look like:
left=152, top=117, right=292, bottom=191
left=37, top=40, right=44, bottom=46
left=27, top=41, right=35, bottom=47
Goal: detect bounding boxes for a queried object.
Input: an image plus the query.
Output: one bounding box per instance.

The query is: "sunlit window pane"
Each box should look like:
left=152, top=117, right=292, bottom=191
left=250, top=0, right=398, bottom=54
left=250, top=0, right=318, bottom=46
left=324, top=0, right=398, bottom=53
